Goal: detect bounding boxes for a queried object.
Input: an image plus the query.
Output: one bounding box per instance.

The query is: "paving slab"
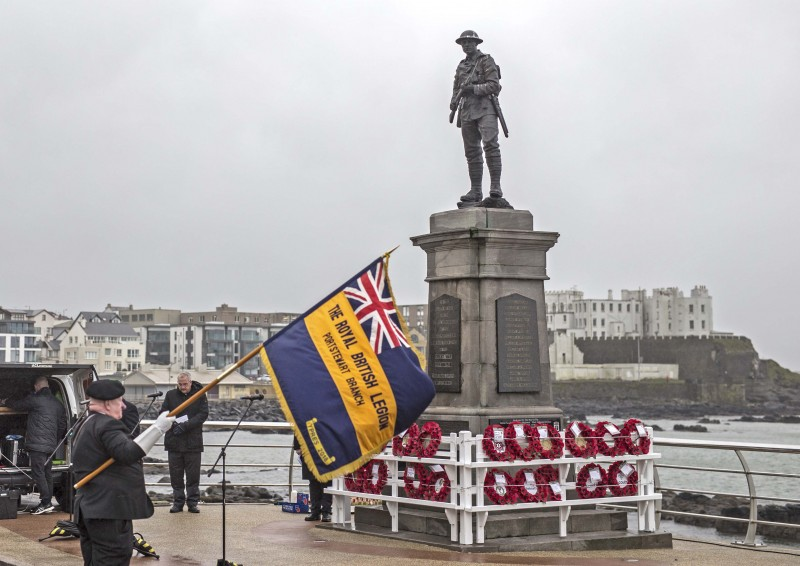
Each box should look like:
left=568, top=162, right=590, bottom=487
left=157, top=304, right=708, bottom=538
left=0, top=502, right=798, bottom=565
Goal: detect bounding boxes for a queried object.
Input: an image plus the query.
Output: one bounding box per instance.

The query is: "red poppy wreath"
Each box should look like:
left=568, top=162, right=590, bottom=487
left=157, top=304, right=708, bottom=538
left=620, top=418, right=651, bottom=456
left=425, top=464, right=451, bottom=502
left=359, top=459, right=389, bottom=495
left=594, top=421, right=627, bottom=457
left=514, top=468, right=546, bottom=503
left=530, top=422, right=564, bottom=460
left=483, top=468, right=516, bottom=505
left=482, top=424, right=514, bottom=462
left=534, top=464, right=563, bottom=502
left=417, top=421, right=442, bottom=458
left=565, top=421, right=598, bottom=458
left=505, top=421, right=537, bottom=461
left=607, top=460, right=638, bottom=497
left=403, top=462, right=430, bottom=499
left=344, top=470, right=363, bottom=492
left=393, top=423, right=420, bottom=457
left=576, top=463, right=608, bottom=499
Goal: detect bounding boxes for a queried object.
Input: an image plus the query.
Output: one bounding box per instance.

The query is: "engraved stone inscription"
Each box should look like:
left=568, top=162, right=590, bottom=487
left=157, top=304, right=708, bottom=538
left=496, top=294, right=541, bottom=393
left=427, top=294, right=461, bottom=393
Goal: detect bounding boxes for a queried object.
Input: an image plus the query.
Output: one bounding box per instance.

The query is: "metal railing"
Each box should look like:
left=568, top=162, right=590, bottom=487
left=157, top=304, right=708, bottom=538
left=141, top=420, right=305, bottom=494
left=602, top=436, right=800, bottom=547
left=143, top=421, right=800, bottom=547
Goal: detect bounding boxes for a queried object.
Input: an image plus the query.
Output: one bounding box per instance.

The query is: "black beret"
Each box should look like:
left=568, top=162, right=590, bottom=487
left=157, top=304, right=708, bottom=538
left=86, top=380, right=125, bottom=401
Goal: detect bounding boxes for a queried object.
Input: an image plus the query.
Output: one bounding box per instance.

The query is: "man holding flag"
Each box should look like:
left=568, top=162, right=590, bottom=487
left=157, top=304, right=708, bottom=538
left=76, top=253, right=435, bottom=499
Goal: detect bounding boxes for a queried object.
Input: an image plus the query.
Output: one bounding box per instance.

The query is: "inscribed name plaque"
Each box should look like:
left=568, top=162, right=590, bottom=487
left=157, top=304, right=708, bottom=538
left=427, top=294, right=461, bottom=393
left=496, top=294, right=541, bottom=393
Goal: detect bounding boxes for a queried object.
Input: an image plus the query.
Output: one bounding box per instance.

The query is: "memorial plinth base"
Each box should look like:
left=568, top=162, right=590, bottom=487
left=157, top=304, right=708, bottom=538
left=411, top=209, right=563, bottom=435
left=324, top=505, right=672, bottom=552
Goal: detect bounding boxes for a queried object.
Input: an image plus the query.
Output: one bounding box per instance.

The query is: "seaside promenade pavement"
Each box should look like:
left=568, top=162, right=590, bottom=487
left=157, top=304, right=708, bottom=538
left=1, top=502, right=799, bottom=566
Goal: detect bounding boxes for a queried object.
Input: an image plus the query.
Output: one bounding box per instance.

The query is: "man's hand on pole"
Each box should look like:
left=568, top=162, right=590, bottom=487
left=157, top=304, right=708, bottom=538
left=133, top=411, right=176, bottom=454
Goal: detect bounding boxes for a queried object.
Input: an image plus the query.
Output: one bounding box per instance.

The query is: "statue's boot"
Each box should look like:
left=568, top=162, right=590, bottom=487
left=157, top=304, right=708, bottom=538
left=487, top=154, right=502, bottom=198
left=460, top=162, right=484, bottom=202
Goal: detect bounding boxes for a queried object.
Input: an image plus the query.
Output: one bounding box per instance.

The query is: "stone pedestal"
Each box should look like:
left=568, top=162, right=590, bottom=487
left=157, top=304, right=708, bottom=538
left=410, top=209, right=562, bottom=434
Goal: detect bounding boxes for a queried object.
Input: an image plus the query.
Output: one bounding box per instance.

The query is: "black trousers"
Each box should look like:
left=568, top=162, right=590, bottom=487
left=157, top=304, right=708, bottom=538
left=77, top=512, right=133, bottom=566
left=168, top=451, right=202, bottom=506
left=28, top=450, right=53, bottom=505
left=309, top=476, right=332, bottom=514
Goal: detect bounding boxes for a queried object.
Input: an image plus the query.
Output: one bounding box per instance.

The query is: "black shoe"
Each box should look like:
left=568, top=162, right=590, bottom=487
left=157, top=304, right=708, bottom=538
left=169, top=504, right=183, bottom=513
left=187, top=505, right=199, bottom=513
left=321, top=513, right=331, bottom=523
left=31, top=504, right=55, bottom=515
left=304, top=513, right=321, bottom=521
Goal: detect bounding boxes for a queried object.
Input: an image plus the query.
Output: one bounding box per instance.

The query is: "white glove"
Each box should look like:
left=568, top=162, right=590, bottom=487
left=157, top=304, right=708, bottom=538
left=133, top=412, right=176, bottom=454
left=153, top=411, right=176, bottom=434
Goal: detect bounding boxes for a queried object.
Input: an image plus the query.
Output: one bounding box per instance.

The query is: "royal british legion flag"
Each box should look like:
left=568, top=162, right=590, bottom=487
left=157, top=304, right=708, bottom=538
left=260, top=256, right=435, bottom=481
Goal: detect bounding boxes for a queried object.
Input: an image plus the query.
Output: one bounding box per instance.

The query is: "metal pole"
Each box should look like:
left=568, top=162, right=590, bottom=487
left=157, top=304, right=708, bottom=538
left=732, top=449, right=764, bottom=547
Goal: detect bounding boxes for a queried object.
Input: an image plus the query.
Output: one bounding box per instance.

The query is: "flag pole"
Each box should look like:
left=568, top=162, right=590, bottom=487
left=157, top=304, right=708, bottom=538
left=74, top=344, right=265, bottom=489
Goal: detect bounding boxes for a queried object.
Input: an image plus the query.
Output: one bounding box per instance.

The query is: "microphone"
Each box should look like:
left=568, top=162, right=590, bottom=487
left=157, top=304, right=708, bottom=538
left=146, top=391, right=164, bottom=398
left=240, top=394, right=264, bottom=401
left=80, top=400, right=90, bottom=406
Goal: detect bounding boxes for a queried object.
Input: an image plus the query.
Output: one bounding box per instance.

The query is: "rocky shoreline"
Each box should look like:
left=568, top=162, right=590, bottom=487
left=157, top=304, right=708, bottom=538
left=134, top=398, right=800, bottom=425
left=134, top=398, right=288, bottom=427
left=557, top=399, right=800, bottom=422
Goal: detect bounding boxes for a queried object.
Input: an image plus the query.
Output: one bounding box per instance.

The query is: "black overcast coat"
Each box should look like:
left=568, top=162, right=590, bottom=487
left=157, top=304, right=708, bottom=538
left=9, top=387, right=67, bottom=453
left=161, top=381, right=208, bottom=453
left=72, top=412, right=153, bottom=520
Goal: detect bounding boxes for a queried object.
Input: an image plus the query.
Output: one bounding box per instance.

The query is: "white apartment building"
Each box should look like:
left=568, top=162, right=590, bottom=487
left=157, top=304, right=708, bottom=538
left=546, top=285, right=714, bottom=367
left=58, top=311, right=145, bottom=375
left=642, top=286, right=713, bottom=337
left=0, top=308, right=41, bottom=363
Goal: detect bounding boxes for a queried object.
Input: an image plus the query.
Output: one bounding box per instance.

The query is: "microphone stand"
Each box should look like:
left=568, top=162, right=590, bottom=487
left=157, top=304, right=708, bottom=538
left=132, top=395, right=163, bottom=436
left=207, top=395, right=262, bottom=566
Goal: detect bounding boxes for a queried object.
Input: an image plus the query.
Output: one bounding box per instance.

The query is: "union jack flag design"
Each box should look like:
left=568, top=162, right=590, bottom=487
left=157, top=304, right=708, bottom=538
left=343, top=260, right=409, bottom=354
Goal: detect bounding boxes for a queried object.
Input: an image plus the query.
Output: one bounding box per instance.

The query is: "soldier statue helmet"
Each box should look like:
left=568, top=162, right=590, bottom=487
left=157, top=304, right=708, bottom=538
left=455, top=30, right=483, bottom=45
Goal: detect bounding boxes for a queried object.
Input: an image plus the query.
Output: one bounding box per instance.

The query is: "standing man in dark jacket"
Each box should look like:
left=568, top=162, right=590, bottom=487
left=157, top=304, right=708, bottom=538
left=293, top=435, right=331, bottom=522
left=161, top=372, right=208, bottom=513
left=450, top=30, right=503, bottom=205
left=121, top=398, right=141, bottom=437
left=0, top=376, right=67, bottom=514
left=72, top=379, right=174, bottom=565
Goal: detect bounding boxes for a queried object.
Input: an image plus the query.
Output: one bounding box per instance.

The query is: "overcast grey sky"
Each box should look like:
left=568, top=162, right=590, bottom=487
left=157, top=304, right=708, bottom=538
left=2, top=1, right=799, bottom=371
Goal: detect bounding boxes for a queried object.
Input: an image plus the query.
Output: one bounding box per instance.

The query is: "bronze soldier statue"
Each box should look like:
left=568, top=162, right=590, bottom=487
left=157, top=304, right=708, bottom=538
left=450, top=30, right=509, bottom=208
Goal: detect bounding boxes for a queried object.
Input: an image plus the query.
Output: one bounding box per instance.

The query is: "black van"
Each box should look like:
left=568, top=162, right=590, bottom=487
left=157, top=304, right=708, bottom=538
left=0, top=363, right=97, bottom=512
